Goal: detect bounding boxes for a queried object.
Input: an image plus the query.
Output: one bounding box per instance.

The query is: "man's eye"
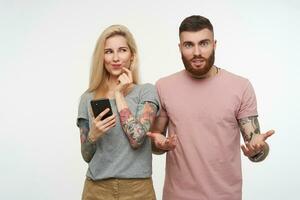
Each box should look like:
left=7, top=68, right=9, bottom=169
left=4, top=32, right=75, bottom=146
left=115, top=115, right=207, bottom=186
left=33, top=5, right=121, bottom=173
left=184, top=43, right=193, bottom=48
left=200, top=41, right=209, bottom=46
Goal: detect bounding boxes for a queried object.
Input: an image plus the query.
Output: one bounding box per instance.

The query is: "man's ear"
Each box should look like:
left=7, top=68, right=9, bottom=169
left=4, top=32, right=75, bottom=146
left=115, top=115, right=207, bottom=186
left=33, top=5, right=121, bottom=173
left=214, top=40, right=217, bottom=50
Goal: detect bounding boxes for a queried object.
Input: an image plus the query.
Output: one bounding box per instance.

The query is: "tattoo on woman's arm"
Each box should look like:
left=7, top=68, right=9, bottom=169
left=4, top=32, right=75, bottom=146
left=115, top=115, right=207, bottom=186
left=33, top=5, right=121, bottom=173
left=119, top=102, right=157, bottom=148
left=238, top=116, right=260, bottom=142
left=78, top=119, right=96, bottom=163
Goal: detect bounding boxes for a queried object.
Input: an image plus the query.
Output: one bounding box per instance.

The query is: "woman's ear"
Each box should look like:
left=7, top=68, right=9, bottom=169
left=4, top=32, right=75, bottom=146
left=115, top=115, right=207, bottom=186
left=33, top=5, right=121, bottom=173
left=129, top=55, right=135, bottom=69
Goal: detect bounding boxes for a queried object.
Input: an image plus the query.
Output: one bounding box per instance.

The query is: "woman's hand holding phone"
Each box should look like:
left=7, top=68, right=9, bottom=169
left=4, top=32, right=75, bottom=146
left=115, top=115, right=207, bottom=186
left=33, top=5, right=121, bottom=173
left=88, top=108, right=116, bottom=143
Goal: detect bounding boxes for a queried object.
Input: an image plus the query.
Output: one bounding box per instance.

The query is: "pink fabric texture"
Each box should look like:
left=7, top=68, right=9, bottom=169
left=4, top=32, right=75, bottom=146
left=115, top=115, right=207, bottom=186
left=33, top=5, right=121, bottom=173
left=156, top=69, right=257, bottom=200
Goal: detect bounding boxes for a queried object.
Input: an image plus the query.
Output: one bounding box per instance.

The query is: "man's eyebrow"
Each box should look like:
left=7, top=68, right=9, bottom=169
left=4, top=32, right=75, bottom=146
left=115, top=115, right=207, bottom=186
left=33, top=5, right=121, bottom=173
left=182, top=41, right=194, bottom=44
left=199, top=39, right=210, bottom=43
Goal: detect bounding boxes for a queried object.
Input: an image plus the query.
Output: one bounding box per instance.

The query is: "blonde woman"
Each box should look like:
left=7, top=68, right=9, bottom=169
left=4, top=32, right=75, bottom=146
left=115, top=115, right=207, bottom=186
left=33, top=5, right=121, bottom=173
left=77, top=25, right=159, bottom=200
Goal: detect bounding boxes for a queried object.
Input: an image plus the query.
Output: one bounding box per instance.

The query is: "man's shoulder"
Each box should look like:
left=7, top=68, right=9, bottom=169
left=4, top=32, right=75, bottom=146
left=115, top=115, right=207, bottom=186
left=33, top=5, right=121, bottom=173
left=221, top=69, right=249, bottom=83
left=156, top=70, right=185, bottom=85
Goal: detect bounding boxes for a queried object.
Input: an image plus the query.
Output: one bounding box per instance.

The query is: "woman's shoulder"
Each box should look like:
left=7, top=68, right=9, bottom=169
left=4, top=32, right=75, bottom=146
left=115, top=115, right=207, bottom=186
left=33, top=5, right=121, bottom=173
left=134, top=83, right=156, bottom=93
left=141, top=83, right=155, bottom=88
left=127, top=83, right=157, bottom=98
left=79, top=91, right=93, bottom=102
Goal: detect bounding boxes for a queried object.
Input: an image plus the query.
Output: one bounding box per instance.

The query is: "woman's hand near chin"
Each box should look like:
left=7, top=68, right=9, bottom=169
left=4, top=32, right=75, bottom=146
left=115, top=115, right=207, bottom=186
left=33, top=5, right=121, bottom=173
left=115, top=67, right=133, bottom=95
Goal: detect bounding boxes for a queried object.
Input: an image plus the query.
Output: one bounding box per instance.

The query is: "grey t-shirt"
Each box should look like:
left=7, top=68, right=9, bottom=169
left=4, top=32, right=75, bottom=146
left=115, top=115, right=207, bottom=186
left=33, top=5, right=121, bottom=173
left=77, top=83, right=160, bottom=180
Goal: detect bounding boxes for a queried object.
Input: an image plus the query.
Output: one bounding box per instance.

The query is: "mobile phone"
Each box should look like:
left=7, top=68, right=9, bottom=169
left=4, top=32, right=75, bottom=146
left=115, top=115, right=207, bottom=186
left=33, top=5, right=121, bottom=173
left=90, top=98, right=113, bottom=120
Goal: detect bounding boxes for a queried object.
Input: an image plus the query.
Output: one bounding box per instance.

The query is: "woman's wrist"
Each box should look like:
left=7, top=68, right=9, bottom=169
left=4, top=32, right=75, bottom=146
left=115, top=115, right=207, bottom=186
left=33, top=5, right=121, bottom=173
left=114, top=90, right=124, bottom=98
left=87, top=132, right=98, bottom=144
left=115, top=84, right=134, bottom=97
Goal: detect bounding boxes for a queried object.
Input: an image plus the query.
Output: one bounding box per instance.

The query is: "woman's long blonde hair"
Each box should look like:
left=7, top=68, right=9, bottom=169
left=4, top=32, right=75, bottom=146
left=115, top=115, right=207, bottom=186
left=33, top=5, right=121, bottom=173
left=87, top=25, right=139, bottom=96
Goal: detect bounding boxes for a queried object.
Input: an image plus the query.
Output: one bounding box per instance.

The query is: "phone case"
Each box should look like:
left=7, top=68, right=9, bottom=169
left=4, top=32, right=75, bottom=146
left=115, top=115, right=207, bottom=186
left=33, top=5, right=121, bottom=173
left=90, top=98, right=113, bottom=119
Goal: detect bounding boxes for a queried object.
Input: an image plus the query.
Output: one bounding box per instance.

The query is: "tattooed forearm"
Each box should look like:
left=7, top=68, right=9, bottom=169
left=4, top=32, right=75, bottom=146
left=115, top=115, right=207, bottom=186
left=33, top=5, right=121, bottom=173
left=238, top=116, right=260, bottom=142
left=119, top=102, right=157, bottom=149
left=78, top=119, right=96, bottom=163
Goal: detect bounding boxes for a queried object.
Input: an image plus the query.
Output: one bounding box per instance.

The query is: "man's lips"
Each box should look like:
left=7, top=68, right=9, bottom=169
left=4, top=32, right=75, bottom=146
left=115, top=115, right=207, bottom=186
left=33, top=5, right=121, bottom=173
left=191, top=59, right=205, bottom=66
left=192, top=58, right=205, bottom=62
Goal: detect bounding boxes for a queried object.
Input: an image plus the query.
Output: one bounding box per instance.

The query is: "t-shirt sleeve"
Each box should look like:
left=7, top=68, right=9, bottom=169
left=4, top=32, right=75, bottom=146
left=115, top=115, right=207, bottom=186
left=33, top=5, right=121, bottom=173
left=155, top=80, right=168, bottom=118
left=140, top=83, right=161, bottom=115
left=76, top=93, right=89, bottom=127
left=237, top=81, right=258, bottom=119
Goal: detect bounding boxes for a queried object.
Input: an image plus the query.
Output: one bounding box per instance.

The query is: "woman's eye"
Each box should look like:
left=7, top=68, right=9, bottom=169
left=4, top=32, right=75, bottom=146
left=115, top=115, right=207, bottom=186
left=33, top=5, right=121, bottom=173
left=104, top=50, right=113, bottom=54
left=119, top=48, right=128, bottom=52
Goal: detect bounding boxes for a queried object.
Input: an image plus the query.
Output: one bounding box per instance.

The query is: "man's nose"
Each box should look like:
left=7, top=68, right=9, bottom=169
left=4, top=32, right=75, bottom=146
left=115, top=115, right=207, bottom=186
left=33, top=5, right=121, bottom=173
left=193, top=46, right=201, bottom=56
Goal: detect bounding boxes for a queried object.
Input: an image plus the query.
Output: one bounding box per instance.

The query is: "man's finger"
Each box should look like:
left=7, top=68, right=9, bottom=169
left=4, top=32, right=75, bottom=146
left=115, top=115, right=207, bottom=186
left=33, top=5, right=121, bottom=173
left=165, top=138, right=170, bottom=145
left=245, top=142, right=253, bottom=150
left=241, top=145, right=249, bottom=155
left=146, top=132, right=160, bottom=139
left=170, top=134, right=177, bottom=142
left=146, top=132, right=155, bottom=138
left=262, top=130, right=275, bottom=140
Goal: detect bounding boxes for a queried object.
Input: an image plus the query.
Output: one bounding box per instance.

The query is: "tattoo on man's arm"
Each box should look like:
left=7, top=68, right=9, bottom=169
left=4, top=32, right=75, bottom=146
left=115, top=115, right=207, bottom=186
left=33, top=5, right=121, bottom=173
left=249, top=145, right=269, bottom=162
left=238, top=116, right=260, bottom=142
left=119, top=102, right=157, bottom=148
left=78, top=119, right=96, bottom=163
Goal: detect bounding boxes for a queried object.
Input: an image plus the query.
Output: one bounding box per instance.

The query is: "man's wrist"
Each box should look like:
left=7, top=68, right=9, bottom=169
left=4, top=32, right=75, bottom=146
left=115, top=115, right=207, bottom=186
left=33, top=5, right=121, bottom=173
left=249, top=143, right=269, bottom=162
left=151, top=141, right=167, bottom=154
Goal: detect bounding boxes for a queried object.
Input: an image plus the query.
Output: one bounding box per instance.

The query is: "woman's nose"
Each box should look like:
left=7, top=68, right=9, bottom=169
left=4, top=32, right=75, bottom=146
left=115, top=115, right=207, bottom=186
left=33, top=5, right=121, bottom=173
left=113, top=53, right=119, bottom=61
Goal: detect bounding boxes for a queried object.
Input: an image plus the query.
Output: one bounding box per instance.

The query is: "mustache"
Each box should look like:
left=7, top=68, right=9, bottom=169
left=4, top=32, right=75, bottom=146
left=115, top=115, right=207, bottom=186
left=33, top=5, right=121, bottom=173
left=190, top=55, right=207, bottom=61
left=191, top=55, right=206, bottom=60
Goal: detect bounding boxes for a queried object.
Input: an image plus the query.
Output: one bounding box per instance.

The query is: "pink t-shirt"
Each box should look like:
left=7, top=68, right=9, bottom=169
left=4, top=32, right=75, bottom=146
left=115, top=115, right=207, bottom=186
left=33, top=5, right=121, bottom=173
left=156, top=69, right=258, bottom=200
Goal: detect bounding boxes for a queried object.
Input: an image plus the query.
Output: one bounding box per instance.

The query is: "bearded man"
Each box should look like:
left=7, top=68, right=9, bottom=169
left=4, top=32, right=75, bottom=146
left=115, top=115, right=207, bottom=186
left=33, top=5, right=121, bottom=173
left=147, top=15, right=274, bottom=200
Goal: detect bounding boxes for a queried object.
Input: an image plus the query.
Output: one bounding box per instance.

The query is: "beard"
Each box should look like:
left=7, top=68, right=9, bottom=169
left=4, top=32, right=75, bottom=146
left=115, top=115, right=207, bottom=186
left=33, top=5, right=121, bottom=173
left=182, top=50, right=215, bottom=77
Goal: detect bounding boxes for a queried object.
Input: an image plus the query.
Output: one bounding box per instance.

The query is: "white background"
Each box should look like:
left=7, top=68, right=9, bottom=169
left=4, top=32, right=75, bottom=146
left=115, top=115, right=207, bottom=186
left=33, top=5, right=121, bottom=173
left=1, top=0, right=299, bottom=199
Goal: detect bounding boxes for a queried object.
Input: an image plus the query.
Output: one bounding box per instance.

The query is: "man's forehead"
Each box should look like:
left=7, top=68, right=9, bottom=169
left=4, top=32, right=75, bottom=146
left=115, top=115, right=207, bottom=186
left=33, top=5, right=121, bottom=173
left=180, top=29, right=214, bottom=42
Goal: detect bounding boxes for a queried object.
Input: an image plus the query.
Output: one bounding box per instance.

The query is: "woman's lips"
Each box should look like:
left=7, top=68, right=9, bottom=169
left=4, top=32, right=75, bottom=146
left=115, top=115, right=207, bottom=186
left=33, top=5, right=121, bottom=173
left=111, top=64, right=122, bottom=69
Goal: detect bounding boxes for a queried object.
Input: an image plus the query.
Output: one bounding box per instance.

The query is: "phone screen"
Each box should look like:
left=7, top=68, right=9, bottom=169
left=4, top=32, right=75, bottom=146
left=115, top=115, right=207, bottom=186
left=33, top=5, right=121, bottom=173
left=90, top=99, right=113, bottom=120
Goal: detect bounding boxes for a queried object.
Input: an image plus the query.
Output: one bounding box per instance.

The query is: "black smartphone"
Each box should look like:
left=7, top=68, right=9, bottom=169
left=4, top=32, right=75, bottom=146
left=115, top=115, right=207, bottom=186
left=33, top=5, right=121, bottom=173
left=90, top=98, right=113, bottom=120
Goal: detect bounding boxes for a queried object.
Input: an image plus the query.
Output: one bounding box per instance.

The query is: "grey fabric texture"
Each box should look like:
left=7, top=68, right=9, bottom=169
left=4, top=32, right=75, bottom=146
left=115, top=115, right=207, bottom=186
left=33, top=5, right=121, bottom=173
left=77, top=83, right=160, bottom=180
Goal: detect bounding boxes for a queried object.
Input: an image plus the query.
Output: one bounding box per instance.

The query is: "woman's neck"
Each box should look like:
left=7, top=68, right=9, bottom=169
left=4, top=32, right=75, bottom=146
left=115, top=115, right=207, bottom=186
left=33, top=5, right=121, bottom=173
left=107, top=76, right=119, bottom=91
left=94, top=75, right=135, bottom=99
left=93, top=76, right=117, bottom=99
